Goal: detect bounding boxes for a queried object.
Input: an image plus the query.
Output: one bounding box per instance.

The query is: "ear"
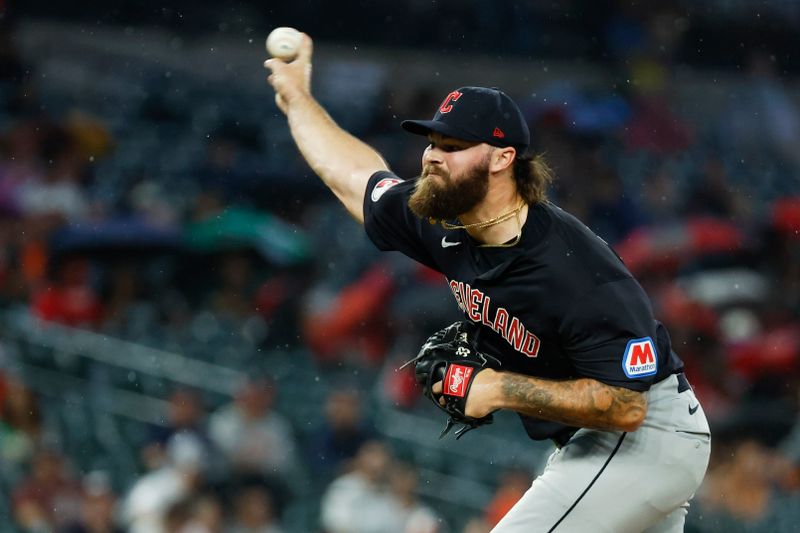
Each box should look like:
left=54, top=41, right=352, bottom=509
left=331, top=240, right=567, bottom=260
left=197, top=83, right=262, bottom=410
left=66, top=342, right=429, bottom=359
left=489, top=146, right=516, bottom=173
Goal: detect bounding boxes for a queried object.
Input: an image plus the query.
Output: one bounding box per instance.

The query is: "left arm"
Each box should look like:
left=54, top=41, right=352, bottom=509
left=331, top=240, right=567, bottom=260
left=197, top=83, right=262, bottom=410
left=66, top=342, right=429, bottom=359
left=462, top=369, right=648, bottom=432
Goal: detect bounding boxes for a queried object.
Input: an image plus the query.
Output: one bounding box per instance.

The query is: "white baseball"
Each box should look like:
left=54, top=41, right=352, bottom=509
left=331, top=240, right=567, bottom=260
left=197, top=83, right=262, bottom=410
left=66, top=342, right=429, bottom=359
left=265, top=27, right=302, bottom=61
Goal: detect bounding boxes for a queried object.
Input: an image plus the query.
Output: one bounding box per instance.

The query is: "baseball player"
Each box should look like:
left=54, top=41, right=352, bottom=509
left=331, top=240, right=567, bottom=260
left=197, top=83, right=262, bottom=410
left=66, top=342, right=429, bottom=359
left=264, top=34, right=711, bottom=532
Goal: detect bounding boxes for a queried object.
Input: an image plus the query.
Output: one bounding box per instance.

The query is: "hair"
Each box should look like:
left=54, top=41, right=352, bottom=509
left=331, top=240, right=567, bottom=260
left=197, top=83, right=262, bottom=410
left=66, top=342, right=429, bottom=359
left=513, top=153, right=554, bottom=204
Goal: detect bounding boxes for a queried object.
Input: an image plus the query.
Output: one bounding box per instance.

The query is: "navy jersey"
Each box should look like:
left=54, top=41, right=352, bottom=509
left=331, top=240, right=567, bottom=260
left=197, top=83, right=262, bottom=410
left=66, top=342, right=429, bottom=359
left=363, top=171, right=684, bottom=440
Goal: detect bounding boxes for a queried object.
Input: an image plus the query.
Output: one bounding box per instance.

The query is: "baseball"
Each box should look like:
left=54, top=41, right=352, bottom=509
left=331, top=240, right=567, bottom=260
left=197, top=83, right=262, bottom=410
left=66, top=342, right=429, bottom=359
left=266, top=27, right=302, bottom=61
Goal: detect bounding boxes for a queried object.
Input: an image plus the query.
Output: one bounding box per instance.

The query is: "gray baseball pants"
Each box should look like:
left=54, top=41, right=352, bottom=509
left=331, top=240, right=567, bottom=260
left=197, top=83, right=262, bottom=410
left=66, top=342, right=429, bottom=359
left=492, top=373, right=711, bottom=533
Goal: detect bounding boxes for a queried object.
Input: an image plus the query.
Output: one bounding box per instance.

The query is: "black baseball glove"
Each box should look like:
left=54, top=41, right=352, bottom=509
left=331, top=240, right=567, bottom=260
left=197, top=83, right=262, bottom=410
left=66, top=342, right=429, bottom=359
left=401, top=321, right=502, bottom=439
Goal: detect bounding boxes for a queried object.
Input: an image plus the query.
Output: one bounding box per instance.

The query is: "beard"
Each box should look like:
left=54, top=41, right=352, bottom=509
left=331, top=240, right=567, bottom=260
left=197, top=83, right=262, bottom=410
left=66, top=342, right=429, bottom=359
left=408, top=156, right=490, bottom=221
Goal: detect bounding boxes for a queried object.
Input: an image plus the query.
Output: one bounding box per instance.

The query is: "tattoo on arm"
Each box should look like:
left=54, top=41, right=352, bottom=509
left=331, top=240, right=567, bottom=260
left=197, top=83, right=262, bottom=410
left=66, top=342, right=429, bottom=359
left=499, top=374, right=647, bottom=431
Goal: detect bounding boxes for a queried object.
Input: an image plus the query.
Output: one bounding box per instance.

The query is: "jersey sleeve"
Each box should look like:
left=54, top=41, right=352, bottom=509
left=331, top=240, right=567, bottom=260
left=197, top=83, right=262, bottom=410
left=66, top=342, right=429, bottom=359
left=362, top=171, right=441, bottom=272
left=558, top=277, right=661, bottom=391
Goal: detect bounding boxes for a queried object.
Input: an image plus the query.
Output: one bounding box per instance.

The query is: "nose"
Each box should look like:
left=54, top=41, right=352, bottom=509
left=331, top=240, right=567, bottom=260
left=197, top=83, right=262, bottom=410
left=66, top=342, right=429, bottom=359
left=423, top=144, right=443, bottom=166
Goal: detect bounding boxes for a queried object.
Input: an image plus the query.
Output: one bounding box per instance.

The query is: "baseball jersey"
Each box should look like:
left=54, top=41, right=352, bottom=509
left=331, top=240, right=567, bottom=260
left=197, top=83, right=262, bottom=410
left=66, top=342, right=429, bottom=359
left=363, top=171, right=684, bottom=440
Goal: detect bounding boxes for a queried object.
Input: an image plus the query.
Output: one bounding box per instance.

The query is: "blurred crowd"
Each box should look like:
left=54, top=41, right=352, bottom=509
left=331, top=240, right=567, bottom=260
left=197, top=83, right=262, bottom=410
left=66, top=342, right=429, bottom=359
left=1, top=2, right=800, bottom=532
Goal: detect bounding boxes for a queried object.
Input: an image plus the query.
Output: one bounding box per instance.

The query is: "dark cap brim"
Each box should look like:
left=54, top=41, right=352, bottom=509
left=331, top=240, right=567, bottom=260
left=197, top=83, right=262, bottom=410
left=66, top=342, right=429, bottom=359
left=401, top=119, right=486, bottom=144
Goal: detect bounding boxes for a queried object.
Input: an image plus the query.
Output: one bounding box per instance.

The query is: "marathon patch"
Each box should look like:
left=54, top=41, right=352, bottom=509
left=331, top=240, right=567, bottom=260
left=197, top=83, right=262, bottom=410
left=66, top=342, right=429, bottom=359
left=371, top=177, right=403, bottom=202
left=622, top=337, right=658, bottom=378
left=444, top=364, right=473, bottom=397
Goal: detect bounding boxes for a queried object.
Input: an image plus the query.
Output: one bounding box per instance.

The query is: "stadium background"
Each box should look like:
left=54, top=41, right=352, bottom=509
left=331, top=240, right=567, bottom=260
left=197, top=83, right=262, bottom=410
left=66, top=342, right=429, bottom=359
left=1, top=1, right=800, bottom=531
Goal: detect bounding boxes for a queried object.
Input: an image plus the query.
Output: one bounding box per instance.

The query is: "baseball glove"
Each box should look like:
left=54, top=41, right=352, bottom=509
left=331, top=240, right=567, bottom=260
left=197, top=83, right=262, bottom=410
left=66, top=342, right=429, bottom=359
left=401, top=321, right=502, bottom=439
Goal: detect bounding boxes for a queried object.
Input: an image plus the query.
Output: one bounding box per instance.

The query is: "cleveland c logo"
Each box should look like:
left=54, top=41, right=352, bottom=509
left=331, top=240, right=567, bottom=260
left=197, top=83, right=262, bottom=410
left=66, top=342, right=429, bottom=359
left=439, top=90, right=462, bottom=113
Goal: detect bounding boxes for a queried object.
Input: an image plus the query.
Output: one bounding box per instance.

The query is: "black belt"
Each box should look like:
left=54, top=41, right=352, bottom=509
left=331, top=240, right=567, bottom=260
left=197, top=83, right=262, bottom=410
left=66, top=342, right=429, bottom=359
left=676, top=372, right=692, bottom=393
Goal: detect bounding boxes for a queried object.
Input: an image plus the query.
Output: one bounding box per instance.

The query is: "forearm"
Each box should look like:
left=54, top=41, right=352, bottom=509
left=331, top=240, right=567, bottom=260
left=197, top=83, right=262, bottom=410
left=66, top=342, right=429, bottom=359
left=488, top=371, right=647, bottom=432
left=285, top=92, right=389, bottom=222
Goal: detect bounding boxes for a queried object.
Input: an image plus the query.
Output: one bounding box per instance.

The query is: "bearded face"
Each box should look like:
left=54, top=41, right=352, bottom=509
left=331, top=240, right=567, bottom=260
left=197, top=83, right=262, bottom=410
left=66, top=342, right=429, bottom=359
left=408, top=153, right=491, bottom=221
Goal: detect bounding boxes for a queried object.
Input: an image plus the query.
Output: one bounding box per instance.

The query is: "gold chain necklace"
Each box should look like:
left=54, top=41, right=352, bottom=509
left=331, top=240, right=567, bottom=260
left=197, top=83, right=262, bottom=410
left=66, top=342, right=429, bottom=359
left=478, top=205, right=523, bottom=248
left=430, top=202, right=525, bottom=248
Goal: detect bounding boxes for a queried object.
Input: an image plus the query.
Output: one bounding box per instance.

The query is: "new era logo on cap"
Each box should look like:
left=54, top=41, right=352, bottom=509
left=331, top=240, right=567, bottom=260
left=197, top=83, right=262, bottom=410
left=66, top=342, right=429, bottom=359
left=401, top=86, right=530, bottom=152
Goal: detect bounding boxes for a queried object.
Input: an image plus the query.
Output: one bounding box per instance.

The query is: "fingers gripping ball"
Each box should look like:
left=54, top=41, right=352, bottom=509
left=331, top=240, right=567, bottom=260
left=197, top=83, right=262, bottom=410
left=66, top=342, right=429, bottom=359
left=266, top=26, right=302, bottom=61
left=408, top=322, right=502, bottom=439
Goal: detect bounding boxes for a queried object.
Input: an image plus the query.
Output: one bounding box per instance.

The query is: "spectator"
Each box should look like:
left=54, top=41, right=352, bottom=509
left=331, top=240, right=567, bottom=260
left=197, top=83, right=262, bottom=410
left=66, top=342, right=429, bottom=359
left=195, top=134, right=259, bottom=207
left=0, top=376, right=45, bottom=484
left=583, top=165, right=644, bottom=244
left=101, top=263, right=154, bottom=336
left=319, top=440, right=405, bottom=533
left=122, top=432, right=209, bottom=533
left=61, top=471, right=124, bottom=533
left=141, top=389, right=214, bottom=473
left=639, top=162, right=683, bottom=226
left=15, top=126, right=90, bottom=223
left=683, top=157, right=749, bottom=220
left=30, top=256, right=103, bottom=328
left=622, top=58, right=692, bottom=154
left=12, top=449, right=84, bottom=531
left=163, top=498, right=194, bottom=533
left=226, top=483, right=285, bottom=533
left=307, top=388, right=374, bottom=480
left=387, top=463, right=442, bottom=533
left=207, top=378, right=301, bottom=489
left=207, top=252, right=259, bottom=322
left=0, top=120, right=46, bottom=217
left=723, top=50, right=800, bottom=169
left=175, top=492, right=224, bottom=533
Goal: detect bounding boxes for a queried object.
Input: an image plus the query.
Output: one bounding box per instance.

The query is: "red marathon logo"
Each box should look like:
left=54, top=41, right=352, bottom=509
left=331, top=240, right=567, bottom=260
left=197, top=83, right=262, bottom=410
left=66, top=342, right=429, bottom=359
left=623, top=338, right=658, bottom=378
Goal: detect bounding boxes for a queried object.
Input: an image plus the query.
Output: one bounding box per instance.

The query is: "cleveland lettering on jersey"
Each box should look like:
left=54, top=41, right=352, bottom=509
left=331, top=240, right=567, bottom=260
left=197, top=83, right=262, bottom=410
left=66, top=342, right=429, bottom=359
left=448, top=279, right=541, bottom=358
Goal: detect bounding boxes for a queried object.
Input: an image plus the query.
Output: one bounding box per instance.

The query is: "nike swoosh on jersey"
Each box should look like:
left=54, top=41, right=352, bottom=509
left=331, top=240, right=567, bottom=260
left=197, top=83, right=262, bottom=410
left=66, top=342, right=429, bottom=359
left=441, top=237, right=461, bottom=248
left=688, top=404, right=699, bottom=415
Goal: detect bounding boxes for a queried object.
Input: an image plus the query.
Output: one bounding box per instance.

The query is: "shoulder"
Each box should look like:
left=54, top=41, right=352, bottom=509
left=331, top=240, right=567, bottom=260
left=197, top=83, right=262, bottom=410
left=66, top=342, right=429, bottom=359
left=529, top=202, right=633, bottom=298
left=542, top=202, right=625, bottom=266
left=545, top=202, right=607, bottom=244
left=366, top=170, right=413, bottom=203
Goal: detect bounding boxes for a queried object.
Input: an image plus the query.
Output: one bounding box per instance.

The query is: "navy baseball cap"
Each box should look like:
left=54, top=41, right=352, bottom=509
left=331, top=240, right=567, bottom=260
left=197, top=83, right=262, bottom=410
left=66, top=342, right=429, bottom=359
left=402, top=86, right=530, bottom=154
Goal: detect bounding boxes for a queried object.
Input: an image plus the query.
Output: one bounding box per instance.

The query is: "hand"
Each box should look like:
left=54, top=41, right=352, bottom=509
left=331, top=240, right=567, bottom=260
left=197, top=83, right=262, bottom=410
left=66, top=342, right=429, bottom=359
left=263, top=33, right=313, bottom=114
left=432, top=368, right=499, bottom=419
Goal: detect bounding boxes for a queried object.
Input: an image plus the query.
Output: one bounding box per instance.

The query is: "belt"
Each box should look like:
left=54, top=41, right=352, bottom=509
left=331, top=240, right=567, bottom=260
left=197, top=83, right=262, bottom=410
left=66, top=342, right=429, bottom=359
left=676, top=372, right=692, bottom=393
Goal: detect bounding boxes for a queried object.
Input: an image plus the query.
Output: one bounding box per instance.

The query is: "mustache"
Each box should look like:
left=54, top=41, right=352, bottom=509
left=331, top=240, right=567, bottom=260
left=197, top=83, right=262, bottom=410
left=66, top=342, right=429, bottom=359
left=422, top=165, right=448, bottom=179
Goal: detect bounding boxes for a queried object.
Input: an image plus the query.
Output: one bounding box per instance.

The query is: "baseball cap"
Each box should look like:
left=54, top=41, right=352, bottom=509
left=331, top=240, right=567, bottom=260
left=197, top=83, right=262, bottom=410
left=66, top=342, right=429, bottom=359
left=401, top=86, right=530, bottom=154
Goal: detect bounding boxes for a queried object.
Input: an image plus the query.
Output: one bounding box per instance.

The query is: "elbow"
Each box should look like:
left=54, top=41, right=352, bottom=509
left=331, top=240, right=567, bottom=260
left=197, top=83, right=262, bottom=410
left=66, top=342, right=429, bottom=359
left=594, top=387, right=647, bottom=432
left=616, top=400, right=647, bottom=432
left=590, top=384, right=648, bottom=432
left=618, top=408, right=646, bottom=432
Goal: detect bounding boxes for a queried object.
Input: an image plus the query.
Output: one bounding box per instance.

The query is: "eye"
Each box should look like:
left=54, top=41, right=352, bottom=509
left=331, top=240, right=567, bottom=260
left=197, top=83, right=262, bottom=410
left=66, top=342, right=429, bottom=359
left=436, top=143, right=463, bottom=153
left=428, top=139, right=471, bottom=152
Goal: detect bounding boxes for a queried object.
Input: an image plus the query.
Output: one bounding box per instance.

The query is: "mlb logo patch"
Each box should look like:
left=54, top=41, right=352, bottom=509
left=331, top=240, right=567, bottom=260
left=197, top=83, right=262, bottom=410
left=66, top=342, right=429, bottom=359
left=622, top=337, right=658, bottom=378
left=370, top=177, right=403, bottom=202
left=444, top=364, right=473, bottom=398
